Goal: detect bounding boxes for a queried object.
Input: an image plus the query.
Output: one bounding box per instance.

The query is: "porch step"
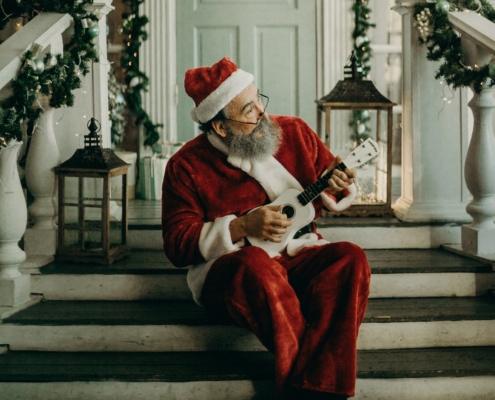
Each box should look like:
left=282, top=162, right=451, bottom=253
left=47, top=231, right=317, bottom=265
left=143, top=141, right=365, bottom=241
left=2, top=297, right=495, bottom=352
left=26, top=249, right=495, bottom=300
left=1, top=348, right=494, bottom=400
left=128, top=217, right=464, bottom=250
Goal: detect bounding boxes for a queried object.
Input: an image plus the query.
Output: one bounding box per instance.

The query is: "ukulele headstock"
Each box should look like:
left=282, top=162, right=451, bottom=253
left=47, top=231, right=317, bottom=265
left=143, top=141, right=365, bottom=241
left=343, top=138, right=381, bottom=170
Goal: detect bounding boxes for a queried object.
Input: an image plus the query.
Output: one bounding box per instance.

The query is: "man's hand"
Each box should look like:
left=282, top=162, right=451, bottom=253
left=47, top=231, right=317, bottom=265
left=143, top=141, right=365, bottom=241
left=229, top=205, right=292, bottom=244
left=325, top=155, right=356, bottom=196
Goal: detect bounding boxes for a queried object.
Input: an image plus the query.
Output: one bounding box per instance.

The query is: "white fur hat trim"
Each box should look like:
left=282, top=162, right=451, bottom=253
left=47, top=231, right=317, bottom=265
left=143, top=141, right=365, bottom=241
left=191, top=69, right=254, bottom=123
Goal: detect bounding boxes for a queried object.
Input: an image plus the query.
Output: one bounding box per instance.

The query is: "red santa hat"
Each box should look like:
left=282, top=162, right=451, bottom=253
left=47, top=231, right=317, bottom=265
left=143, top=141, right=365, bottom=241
left=185, top=56, right=254, bottom=123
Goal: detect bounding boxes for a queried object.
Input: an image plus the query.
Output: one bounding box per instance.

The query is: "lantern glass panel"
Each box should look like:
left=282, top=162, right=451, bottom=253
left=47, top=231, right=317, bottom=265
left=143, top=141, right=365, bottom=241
left=109, top=176, right=125, bottom=247
left=63, top=228, right=79, bottom=248
left=326, top=108, right=389, bottom=207
left=353, top=141, right=387, bottom=206
left=110, top=220, right=123, bottom=246
left=84, top=229, right=103, bottom=252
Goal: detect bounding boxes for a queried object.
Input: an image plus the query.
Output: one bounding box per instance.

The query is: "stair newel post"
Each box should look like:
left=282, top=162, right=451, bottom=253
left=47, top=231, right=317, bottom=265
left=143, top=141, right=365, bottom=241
left=462, top=79, right=495, bottom=254
left=24, top=96, right=61, bottom=255
left=0, top=141, right=30, bottom=307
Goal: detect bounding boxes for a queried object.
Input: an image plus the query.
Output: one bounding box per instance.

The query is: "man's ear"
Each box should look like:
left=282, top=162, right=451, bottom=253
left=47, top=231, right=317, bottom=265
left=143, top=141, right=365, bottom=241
left=211, top=120, right=227, bottom=138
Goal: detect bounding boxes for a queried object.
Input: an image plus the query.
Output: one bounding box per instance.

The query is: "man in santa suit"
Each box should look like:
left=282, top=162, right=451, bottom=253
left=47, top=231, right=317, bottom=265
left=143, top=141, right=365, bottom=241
left=162, top=56, right=370, bottom=400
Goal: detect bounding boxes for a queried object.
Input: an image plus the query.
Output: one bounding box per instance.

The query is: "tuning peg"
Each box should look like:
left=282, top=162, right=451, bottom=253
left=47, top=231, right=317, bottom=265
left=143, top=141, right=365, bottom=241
left=371, top=156, right=380, bottom=165
left=361, top=163, right=369, bottom=170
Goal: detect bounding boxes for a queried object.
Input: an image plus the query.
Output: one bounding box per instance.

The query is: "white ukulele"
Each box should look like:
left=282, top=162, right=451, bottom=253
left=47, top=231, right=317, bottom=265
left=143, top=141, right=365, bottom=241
left=246, top=138, right=381, bottom=254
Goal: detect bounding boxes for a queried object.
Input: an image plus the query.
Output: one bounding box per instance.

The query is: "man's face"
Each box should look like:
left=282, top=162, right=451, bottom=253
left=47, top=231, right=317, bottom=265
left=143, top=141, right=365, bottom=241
left=219, top=85, right=280, bottom=160
left=224, top=84, right=268, bottom=136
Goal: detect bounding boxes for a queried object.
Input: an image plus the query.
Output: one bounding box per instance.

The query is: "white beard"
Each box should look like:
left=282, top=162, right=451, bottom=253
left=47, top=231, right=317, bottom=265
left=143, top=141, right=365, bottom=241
left=224, top=116, right=282, bottom=160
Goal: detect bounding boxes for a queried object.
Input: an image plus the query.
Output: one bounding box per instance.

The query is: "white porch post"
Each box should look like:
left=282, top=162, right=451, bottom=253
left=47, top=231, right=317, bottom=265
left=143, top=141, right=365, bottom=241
left=392, top=1, right=471, bottom=222
left=447, top=11, right=495, bottom=256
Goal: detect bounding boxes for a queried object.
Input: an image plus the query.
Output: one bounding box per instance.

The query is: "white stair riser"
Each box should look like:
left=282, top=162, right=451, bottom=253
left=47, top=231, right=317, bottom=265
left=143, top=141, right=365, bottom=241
left=369, top=273, right=495, bottom=298
left=321, top=225, right=462, bottom=249
left=1, top=377, right=494, bottom=400
left=0, top=381, right=280, bottom=400
left=3, top=320, right=495, bottom=352
left=31, top=274, right=191, bottom=301
left=30, top=273, right=495, bottom=300
left=129, top=225, right=462, bottom=250
left=0, top=325, right=265, bottom=352
left=358, top=320, right=495, bottom=350
left=354, top=376, right=495, bottom=400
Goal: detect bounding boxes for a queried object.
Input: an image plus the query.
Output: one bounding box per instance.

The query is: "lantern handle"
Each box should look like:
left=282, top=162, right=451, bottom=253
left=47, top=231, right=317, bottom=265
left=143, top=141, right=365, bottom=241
left=87, top=118, right=101, bottom=135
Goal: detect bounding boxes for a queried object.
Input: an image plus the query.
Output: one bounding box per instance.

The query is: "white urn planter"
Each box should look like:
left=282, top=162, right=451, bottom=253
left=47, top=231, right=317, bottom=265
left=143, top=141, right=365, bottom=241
left=0, top=140, right=30, bottom=307
left=25, top=96, right=61, bottom=230
left=24, top=96, right=61, bottom=257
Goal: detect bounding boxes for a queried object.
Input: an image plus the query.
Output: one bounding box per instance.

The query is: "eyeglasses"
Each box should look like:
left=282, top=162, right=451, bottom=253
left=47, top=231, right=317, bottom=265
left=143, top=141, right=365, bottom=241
left=223, top=94, right=269, bottom=127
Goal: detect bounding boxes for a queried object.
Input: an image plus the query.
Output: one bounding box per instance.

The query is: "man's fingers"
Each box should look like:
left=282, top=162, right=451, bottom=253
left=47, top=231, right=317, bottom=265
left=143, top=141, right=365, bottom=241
left=329, top=155, right=343, bottom=169
left=346, top=168, right=357, bottom=179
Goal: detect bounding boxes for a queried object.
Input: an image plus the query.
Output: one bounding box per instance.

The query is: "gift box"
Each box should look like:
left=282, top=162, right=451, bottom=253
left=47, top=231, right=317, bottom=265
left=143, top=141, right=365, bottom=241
left=139, top=155, right=169, bottom=200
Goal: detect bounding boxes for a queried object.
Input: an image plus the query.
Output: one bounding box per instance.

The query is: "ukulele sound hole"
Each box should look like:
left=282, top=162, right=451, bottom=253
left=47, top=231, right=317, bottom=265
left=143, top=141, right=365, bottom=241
left=282, top=204, right=295, bottom=220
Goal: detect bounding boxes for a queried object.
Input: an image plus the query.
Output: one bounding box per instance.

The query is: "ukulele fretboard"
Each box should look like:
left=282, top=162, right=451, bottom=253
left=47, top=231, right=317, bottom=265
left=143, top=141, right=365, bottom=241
left=297, top=162, right=347, bottom=206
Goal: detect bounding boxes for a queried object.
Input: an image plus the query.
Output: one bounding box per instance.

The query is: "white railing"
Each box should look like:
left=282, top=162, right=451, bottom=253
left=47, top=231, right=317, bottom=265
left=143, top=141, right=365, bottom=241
left=0, top=1, right=113, bottom=309
left=0, top=12, right=71, bottom=308
left=448, top=11, right=495, bottom=256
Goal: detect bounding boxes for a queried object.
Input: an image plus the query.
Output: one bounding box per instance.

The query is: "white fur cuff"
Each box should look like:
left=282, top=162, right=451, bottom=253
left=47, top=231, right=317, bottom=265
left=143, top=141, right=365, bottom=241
left=320, top=183, right=357, bottom=212
left=199, top=215, right=245, bottom=261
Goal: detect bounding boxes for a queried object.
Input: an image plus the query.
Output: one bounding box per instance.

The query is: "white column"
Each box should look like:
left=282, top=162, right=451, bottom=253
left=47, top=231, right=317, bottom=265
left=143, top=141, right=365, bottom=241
left=392, top=1, right=470, bottom=222
left=89, top=1, right=114, bottom=148
left=316, top=0, right=354, bottom=154
left=139, top=0, right=176, bottom=144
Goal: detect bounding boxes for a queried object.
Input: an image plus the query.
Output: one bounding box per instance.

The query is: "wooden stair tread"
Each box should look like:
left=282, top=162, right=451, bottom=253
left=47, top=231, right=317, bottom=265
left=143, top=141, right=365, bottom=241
left=4, top=297, right=495, bottom=326
left=1, top=347, right=494, bottom=382
left=36, top=249, right=492, bottom=275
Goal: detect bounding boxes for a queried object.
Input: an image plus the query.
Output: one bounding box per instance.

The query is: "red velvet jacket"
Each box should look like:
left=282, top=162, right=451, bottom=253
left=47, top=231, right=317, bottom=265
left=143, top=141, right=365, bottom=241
left=161, top=115, right=336, bottom=268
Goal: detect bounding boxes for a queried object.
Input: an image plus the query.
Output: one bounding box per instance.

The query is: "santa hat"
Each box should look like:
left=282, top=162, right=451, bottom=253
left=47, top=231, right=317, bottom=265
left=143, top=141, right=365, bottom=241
left=185, top=56, right=254, bottom=123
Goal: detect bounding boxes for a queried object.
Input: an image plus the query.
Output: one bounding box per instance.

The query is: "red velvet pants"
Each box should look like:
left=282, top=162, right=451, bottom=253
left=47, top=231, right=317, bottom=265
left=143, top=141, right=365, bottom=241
left=200, top=241, right=370, bottom=397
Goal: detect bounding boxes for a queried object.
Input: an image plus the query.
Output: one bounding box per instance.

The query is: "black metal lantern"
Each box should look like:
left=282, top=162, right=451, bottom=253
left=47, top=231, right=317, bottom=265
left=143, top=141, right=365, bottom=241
left=54, top=118, right=130, bottom=264
left=316, top=52, right=396, bottom=217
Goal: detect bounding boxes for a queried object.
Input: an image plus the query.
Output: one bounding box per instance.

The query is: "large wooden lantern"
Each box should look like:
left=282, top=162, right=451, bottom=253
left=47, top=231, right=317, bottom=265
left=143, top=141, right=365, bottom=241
left=55, top=118, right=130, bottom=264
left=316, top=52, right=396, bottom=217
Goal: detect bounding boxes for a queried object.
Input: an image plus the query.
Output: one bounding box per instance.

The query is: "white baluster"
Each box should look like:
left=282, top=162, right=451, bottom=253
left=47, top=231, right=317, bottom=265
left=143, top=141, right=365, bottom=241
left=24, top=96, right=61, bottom=256
left=0, top=141, right=30, bottom=307
left=462, top=81, right=495, bottom=254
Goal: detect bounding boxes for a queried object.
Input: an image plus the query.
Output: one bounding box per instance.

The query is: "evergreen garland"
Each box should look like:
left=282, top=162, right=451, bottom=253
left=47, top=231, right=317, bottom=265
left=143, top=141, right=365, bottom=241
left=414, top=0, right=495, bottom=93
left=351, top=0, right=375, bottom=78
left=120, top=0, right=161, bottom=147
left=350, top=0, right=375, bottom=143
left=0, top=0, right=99, bottom=147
